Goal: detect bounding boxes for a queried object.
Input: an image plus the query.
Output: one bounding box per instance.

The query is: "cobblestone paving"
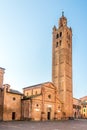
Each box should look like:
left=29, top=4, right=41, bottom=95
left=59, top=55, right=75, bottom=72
left=0, top=119, right=87, bottom=130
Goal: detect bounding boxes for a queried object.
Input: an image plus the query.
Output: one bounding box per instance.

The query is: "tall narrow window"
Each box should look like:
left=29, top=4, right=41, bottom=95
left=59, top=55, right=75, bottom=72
left=68, top=43, right=70, bottom=48
left=56, top=42, right=58, bottom=47
left=56, top=34, right=59, bottom=39
left=35, top=91, right=37, bottom=95
left=60, top=32, right=62, bottom=37
left=84, top=109, right=86, bottom=112
left=60, top=40, right=61, bottom=46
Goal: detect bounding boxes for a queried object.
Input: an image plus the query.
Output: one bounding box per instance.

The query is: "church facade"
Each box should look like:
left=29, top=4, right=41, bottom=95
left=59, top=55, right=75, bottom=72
left=22, top=82, right=63, bottom=120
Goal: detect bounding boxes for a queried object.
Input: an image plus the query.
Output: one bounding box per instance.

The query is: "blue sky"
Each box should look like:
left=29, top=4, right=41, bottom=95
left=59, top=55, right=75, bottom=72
left=0, top=0, right=87, bottom=98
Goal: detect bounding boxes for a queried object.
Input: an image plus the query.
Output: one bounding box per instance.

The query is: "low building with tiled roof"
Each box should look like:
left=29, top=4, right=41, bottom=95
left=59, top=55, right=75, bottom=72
left=1, top=84, right=23, bottom=121
left=73, top=98, right=81, bottom=118
left=80, top=96, right=87, bottom=118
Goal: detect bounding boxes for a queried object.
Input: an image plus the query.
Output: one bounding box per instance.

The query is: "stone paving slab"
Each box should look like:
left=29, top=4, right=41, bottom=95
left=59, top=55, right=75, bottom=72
left=0, top=119, right=87, bottom=130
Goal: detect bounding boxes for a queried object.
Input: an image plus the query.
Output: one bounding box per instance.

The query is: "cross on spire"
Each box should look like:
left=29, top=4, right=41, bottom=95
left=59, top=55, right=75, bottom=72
left=62, top=11, right=64, bottom=17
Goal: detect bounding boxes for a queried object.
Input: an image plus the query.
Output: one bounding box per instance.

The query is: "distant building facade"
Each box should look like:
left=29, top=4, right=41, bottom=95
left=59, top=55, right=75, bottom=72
left=73, top=97, right=87, bottom=119
left=73, top=98, right=81, bottom=118
left=80, top=96, right=87, bottom=118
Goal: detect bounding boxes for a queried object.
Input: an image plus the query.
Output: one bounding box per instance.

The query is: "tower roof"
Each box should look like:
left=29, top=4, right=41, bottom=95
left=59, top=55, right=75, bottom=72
left=59, top=12, right=67, bottom=27
left=62, top=11, right=64, bottom=17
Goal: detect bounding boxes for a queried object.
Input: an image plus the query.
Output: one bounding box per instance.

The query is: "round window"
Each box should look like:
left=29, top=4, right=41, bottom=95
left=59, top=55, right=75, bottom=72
left=48, top=94, right=51, bottom=99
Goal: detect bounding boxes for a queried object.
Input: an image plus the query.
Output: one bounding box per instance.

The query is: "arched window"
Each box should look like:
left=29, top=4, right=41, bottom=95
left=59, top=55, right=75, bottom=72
left=68, top=43, right=70, bottom=48
left=56, top=34, right=59, bottom=39
left=56, top=42, right=58, bottom=47
left=35, top=91, right=37, bottom=95
left=36, top=104, right=39, bottom=107
left=60, top=40, right=61, bottom=46
left=60, top=32, right=62, bottom=37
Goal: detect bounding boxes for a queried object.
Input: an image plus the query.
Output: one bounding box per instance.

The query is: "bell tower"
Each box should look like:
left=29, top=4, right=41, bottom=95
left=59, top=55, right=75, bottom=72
left=0, top=67, right=5, bottom=88
left=52, top=12, right=73, bottom=118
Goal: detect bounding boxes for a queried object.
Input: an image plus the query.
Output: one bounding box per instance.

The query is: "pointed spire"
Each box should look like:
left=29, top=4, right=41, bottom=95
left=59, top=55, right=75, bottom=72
left=62, top=11, right=64, bottom=17
left=59, top=11, right=67, bottom=27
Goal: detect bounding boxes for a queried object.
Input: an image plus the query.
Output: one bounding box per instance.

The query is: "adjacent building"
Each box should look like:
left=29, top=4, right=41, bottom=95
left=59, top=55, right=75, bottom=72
left=80, top=96, right=87, bottom=118
left=0, top=68, right=23, bottom=121
left=73, top=98, right=81, bottom=118
left=2, top=84, right=23, bottom=121
left=0, top=67, right=5, bottom=120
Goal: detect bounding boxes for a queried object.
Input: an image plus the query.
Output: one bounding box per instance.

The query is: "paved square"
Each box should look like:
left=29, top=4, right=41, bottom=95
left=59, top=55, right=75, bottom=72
left=0, top=119, right=87, bottom=130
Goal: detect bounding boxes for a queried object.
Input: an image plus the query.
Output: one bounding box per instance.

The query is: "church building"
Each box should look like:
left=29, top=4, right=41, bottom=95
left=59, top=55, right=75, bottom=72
left=22, top=82, right=63, bottom=120
left=21, top=12, right=73, bottom=120
left=0, top=12, right=76, bottom=121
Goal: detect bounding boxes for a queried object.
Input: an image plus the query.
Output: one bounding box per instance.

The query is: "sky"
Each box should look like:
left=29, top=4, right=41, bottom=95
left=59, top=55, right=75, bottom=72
left=0, top=0, right=87, bottom=98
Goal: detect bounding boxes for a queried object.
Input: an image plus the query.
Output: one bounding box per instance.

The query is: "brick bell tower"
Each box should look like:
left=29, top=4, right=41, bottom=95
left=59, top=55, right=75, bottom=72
left=52, top=12, right=73, bottom=118
left=0, top=67, right=5, bottom=88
